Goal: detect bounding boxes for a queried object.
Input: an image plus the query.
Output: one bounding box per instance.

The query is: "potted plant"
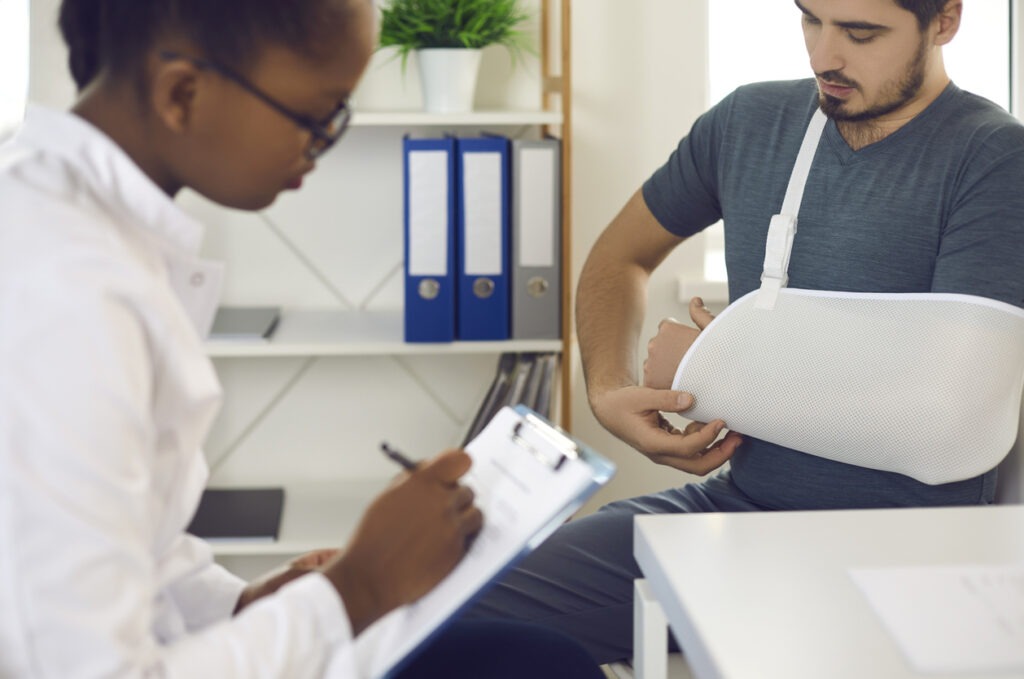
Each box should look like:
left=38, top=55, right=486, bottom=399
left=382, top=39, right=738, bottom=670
left=379, top=0, right=532, bottom=113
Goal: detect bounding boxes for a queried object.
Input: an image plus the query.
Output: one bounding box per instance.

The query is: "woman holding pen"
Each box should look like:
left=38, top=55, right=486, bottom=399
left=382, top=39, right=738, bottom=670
left=0, top=0, right=601, bottom=676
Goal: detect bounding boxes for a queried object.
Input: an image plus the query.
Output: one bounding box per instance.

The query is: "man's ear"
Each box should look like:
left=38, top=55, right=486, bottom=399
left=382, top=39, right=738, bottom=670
left=933, top=0, right=962, bottom=47
left=149, top=59, right=201, bottom=134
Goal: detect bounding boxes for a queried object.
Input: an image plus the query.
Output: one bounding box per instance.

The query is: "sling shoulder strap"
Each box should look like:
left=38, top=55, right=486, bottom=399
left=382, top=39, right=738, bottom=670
left=755, top=108, right=827, bottom=310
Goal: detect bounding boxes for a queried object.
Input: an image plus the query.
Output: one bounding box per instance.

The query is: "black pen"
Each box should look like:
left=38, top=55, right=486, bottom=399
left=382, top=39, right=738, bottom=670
left=380, top=442, right=420, bottom=471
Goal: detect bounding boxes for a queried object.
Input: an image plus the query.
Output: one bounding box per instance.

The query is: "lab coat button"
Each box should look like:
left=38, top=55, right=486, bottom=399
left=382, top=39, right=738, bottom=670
left=190, top=272, right=205, bottom=287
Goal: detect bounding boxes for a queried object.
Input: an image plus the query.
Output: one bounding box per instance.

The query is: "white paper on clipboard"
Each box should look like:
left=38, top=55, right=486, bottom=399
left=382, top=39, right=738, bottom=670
left=351, top=405, right=615, bottom=678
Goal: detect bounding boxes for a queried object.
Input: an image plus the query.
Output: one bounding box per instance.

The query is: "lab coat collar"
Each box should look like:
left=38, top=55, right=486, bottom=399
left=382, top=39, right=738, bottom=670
left=19, top=104, right=206, bottom=256
left=17, top=105, right=224, bottom=336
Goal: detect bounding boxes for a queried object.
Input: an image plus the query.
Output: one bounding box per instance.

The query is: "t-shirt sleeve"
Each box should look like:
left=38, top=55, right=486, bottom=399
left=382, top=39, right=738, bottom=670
left=641, top=93, right=731, bottom=238
left=931, top=125, right=1024, bottom=310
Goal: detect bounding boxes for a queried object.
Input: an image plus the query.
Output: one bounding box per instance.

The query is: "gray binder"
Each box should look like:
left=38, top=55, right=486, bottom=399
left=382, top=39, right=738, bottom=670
left=511, top=138, right=561, bottom=339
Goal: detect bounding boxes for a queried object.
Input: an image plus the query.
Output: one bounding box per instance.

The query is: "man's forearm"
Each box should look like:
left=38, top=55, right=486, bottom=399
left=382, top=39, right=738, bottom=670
left=576, top=249, right=649, bottom=401
left=576, top=189, right=687, bottom=403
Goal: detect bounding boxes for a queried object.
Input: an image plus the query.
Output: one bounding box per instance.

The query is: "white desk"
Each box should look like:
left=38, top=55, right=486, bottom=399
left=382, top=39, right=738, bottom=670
left=633, top=505, right=1024, bottom=679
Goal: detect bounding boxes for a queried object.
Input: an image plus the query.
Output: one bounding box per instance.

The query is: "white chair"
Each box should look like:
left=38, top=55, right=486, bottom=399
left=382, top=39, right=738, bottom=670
left=994, top=388, right=1024, bottom=504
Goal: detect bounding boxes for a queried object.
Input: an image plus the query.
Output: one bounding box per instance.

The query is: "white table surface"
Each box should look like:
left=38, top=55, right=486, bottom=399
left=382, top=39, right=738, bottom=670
left=634, top=505, right=1024, bottom=679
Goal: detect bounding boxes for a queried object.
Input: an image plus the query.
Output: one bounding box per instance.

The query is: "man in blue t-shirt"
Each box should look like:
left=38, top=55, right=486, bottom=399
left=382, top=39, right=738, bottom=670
left=465, top=0, right=1024, bottom=664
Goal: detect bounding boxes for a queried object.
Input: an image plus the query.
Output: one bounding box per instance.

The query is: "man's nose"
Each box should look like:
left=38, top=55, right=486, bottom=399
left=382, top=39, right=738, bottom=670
left=808, top=28, right=846, bottom=77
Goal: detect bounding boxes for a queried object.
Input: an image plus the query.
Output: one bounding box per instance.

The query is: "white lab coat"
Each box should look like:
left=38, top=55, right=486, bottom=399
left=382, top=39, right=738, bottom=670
left=0, top=106, right=357, bottom=678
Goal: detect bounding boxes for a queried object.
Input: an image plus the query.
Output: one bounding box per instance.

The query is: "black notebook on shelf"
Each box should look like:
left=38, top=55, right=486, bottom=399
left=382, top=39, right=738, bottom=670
left=187, top=487, right=285, bottom=541
left=208, top=306, right=281, bottom=342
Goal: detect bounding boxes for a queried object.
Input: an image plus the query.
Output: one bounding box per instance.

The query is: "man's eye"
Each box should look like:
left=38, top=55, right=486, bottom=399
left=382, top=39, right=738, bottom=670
left=847, top=29, right=878, bottom=43
left=801, top=14, right=821, bottom=27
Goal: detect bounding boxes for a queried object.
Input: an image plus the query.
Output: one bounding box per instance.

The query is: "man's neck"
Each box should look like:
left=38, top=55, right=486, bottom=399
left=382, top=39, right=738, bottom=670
left=836, top=77, right=950, bottom=151
left=837, top=115, right=914, bottom=151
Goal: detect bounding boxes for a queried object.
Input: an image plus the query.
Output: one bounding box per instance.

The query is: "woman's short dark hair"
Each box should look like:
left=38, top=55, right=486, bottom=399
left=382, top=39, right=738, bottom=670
left=895, top=0, right=950, bottom=30
left=58, top=0, right=360, bottom=91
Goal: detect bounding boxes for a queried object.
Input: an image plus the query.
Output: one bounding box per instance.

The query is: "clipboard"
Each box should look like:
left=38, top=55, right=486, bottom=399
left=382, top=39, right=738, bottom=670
left=352, top=405, right=616, bottom=678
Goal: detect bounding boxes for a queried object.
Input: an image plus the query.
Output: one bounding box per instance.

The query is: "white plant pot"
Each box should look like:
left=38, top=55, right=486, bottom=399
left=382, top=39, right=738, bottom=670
left=416, top=48, right=483, bottom=113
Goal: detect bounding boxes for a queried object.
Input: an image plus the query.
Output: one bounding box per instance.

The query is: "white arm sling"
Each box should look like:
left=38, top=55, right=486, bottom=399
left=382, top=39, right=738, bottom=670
left=672, top=109, right=1024, bottom=485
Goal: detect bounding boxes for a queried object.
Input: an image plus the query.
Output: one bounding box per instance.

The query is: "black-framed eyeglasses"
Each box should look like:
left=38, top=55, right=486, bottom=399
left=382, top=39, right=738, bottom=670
left=159, top=50, right=352, bottom=160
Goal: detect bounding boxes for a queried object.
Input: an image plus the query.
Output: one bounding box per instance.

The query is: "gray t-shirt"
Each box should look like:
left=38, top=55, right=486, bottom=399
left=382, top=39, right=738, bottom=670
left=643, top=79, right=1024, bottom=509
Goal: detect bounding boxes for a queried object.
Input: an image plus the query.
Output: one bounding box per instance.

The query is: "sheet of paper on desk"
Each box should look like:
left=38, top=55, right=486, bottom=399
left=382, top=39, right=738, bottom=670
left=850, top=564, right=1024, bottom=674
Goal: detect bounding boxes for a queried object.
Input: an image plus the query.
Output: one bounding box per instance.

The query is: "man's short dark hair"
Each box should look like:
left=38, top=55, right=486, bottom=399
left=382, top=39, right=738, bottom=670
left=895, top=0, right=949, bottom=30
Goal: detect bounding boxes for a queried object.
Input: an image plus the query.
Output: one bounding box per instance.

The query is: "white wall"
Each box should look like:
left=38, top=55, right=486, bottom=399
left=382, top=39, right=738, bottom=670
left=28, top=0, right=73, bottom=109
left=569, top=1, right=713, bottom=514
left=21, top=0, right=717, bottom=518
left=0, top=0, right=30, bottom=139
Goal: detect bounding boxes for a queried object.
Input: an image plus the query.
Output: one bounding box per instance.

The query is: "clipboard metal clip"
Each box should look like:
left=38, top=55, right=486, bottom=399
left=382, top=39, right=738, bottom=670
left=512, top=412, right=580, bottom=471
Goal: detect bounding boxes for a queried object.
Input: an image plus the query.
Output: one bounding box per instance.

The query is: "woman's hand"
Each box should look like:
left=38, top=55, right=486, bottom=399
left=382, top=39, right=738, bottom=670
left=234, top=548, right=341, bottom=614
left=323, top=450, right=483, bottom=636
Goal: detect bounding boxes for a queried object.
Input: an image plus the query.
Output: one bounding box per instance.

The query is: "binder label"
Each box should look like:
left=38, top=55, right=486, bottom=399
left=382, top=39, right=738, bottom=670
left=463, top=152, right=504, bottom=275
left=518, top=147, right=557, bottom=268
left=408, top=150, right=450, bottom=276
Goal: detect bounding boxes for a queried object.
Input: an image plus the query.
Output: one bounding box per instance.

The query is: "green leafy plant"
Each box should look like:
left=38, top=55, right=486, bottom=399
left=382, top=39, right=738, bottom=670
left=379, top=0, right=532, bottom=68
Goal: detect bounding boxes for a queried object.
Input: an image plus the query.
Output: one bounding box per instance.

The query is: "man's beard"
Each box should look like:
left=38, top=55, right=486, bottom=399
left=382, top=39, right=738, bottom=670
left=817, top=35, right=928, bottom=122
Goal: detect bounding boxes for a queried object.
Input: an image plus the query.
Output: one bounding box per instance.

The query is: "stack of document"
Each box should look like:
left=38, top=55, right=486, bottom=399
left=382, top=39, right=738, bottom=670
left=462, top=352, right=559, bottom=446
left=402, top=135, right=562, bottom=342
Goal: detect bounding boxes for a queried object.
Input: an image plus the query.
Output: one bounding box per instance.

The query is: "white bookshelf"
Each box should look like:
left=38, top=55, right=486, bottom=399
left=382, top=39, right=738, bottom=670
left=191, top=0, right=572, bottom=565
left=205, top=309, right=562, bottom=358
left=206, top=480, right=384, bottom=557
left=352, top=110, right=563, bottom=127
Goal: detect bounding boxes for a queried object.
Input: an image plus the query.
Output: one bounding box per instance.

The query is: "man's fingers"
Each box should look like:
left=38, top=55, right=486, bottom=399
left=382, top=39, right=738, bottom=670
left=644, top=423, right=739, bottom=475
left=640, top=419, right=722, bottom=456
left=682, top=420, right=706, bottom=436
left=681, top=442, right=735, bottom=475
left=689, top=296, right=716, bottom=330
left=648, top=389, right=695, bottom=413
left=716, top=431, right=744, bottom=457
left=688, top=419, right=726, bottom=448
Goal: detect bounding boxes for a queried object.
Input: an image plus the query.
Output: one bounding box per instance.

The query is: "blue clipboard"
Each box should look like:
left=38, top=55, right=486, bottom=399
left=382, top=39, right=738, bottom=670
left=353, top=405, right=616, bottom=678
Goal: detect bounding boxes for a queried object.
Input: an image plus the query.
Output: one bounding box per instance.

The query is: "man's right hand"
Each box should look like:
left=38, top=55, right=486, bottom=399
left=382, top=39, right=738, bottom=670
left=589, top=385, right=742, bottom=475
left=323, top=449, right=483, bottom=636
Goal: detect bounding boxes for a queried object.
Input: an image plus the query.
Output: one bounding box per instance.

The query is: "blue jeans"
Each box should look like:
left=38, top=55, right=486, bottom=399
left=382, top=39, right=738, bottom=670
left=395, top=619, right=603, bottom=678
left=462, top=471, right=764, bottom=664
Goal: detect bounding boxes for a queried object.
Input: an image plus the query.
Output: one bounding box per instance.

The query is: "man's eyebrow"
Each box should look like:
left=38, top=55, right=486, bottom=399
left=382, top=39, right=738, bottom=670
left=793, top=0, right=890, bottom=32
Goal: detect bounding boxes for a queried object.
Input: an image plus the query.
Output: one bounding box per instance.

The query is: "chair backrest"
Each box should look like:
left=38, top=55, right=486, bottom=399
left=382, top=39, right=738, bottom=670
left=995, top=388, right=1024, bottom=504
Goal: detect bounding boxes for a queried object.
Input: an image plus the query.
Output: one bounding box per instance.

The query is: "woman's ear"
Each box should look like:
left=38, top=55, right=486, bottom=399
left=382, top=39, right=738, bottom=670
left=149, top=58, right=201, bottom=134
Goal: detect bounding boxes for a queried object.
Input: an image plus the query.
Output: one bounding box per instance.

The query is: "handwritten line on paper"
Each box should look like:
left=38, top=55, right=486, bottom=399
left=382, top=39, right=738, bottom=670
left=850, top=563, right=1024, bottom=675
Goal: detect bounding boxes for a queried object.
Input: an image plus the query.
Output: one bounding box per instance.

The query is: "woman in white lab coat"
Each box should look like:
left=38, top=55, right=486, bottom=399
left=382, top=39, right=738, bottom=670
left=0, top=0, right=602, bottom=677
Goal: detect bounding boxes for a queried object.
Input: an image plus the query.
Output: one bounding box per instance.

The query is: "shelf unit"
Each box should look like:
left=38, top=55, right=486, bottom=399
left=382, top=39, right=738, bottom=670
left=350, top=110, right=562, bottom=126
left=208, top=481, right=378, bottom=557
left=198, top=0, right=572, bottom=566
left=205, top=309, right=561, bottom=358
